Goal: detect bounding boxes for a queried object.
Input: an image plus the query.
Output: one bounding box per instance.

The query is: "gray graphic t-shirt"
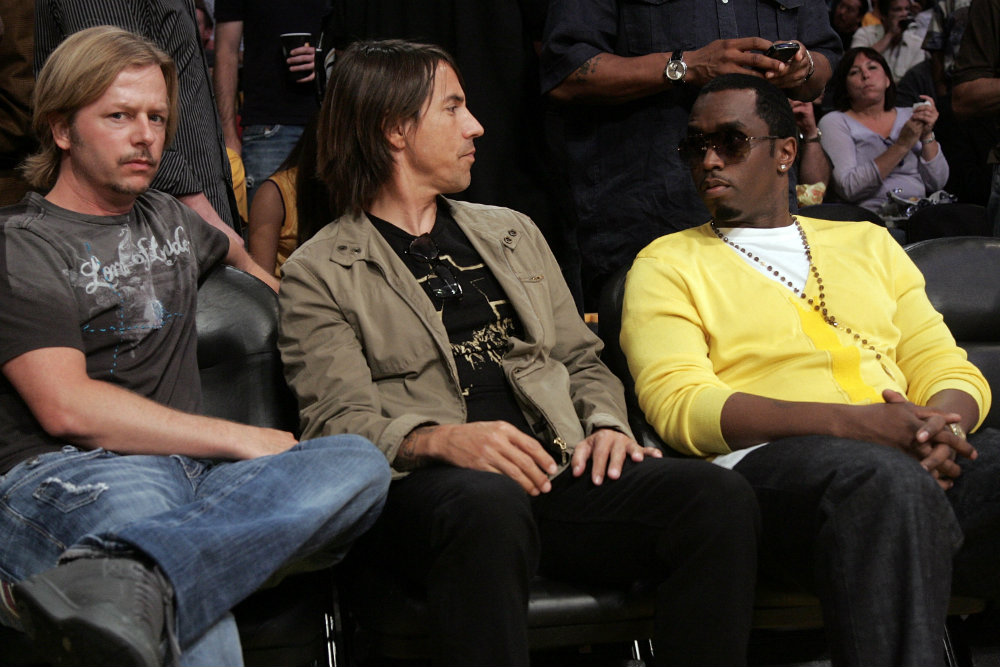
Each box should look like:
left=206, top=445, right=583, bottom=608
left=0, top=190, right=229, bottom=472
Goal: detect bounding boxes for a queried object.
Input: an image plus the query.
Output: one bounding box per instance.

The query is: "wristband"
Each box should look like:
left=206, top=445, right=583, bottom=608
left=800, top=128, right=822, bottom=143
left=802, top=49, right=815, bottom=83
left=922, top=133, right=936, bottom=144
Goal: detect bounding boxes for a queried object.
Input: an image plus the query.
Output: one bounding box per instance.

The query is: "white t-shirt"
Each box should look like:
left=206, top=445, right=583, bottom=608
left=711, top=222, right=809, bottom=469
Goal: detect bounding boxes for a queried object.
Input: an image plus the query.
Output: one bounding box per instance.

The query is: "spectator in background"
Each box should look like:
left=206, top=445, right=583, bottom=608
left=951, top=0, right=1000, bottom=233
left=193, top=0, right=213, bottom=59
left=923, top=0, right=972, bottom=98
left=213, top=0, right=326, bottom=203
left=917, top=0, right=992, bottom=204
left=820, top=47, right=947, bottom=212
left=832, top=0, right=869, bottom=49
left=34, top=0, right=244, bottom=240
left=540, top=0, right=840, bottom=311
left=247, top=116, right=320, bottom=277
left=791, top=97, right=832, bottom=205
left=852, top=0, right=930, bottom=82
left=0, top=0, right=35, bottom=206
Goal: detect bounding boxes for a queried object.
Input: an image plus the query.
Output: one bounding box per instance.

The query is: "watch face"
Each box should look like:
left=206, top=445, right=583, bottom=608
left=666, top=59, right=686, bottom=81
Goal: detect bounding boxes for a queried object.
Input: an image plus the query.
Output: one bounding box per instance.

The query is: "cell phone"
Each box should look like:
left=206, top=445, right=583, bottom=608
left=765, top=41, right=799, bottom=63
left=913, top=100, right=931, bottom=109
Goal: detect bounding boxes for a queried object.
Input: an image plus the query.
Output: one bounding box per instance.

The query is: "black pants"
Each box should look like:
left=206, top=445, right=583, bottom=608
left=731, top=431, right=1000, bottom=667
left=353, top=456, right=760, bottom=666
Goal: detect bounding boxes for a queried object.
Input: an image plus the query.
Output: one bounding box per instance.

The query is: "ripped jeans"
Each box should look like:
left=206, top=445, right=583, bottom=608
left=0, top=437, right=390, bottom=662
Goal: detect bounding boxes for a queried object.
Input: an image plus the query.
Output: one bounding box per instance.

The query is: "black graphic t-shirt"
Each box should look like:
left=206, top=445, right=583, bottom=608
left=0, top=191, right=229, bottom=473
left=369, top=207, right=533, bottom=435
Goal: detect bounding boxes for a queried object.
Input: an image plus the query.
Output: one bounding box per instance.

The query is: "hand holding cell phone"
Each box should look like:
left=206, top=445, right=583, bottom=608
left=764, top=41, right=799, bottom=63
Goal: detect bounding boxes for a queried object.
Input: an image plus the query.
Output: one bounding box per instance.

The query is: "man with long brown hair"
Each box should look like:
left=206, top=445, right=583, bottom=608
left=280, top=39, right=760, bottom=666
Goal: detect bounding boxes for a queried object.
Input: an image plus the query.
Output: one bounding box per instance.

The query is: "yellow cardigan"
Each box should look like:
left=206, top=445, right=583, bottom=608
left=621, top=217, right=991, bottom=457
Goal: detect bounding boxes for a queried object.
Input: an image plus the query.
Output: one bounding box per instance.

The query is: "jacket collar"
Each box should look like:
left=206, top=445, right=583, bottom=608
left=325, top=197, right=521, bottom=268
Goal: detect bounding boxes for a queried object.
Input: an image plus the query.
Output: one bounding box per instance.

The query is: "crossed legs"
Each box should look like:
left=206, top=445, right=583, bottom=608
left=0, top=436, right=389, bottom=660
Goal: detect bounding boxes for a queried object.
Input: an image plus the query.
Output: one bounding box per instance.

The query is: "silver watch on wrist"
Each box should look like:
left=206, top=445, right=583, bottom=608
left=664, top=50, right=687, bottom=83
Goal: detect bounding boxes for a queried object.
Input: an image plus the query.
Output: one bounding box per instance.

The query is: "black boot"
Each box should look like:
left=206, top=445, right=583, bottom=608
left=14, top=557, right=172, bottom=667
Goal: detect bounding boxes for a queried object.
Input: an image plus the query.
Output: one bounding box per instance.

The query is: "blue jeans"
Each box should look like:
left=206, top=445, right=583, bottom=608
left=733, top=431, right=1000, bottom=666
left=0, top=436, right=390, bottom=662
left=241, top=124, right=304, bottom=201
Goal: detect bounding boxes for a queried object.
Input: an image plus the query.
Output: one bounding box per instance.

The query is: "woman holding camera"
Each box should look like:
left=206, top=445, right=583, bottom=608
left=818, top=46, right=947, bottom=212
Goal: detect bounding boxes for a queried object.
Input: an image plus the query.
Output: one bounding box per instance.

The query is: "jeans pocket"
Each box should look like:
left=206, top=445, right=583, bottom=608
left=32, top=476, right=109, bottom=513
left=242, top=124, right=280, bottom=144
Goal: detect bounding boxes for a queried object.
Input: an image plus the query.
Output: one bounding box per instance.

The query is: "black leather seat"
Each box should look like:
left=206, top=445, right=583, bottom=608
left=196, top=265, right=332, bottom=667
left=900, top=203, right=991, bottom=244
left=905, top=236, right=1000, bottom=429
left=340, top=568, right=655, bottom=662
left=798, top=202, right=907, bottom=244
left=798, top=202, right=887, bottom=227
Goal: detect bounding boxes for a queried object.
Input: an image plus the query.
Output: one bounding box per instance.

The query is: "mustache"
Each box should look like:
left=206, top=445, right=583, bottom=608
left=118, top=149, right=157, bottom=167
left=698, top=173, right=731, bottom=191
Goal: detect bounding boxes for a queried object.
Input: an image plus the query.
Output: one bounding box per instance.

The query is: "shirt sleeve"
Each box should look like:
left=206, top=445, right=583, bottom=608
left=278, top=250, right=433, bottom=467
left=886, top=235, right=991, bottom=428
left=0, top=227, right=85, bottom=365
left=213, top=0, right=244, bottom=24
left=797, top=0, right=843, bottom=70
left=181, top=202, right=230, bottom=275
left=620, top=253, right=734, bottom=457
left=917, top=146, right=950, bottom=193
left=149, top=148, right=209, bottom=199
left=32, top=0, right=61, bottom=76
left=851, top=25, right=879, bottom=48
left=819, top=111, right=885, bottom=203
left=143, top=190, right=229, bottom=275
left=539, top=0, right=618, bottom=93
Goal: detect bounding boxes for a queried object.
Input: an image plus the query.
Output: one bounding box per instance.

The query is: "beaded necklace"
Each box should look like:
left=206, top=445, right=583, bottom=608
left=710, top=218, right=884, bottom=361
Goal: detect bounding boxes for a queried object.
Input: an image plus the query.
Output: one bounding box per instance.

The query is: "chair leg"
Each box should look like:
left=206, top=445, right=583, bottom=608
left=944, top=617, right=974, bottom=667
left=626, top=638, right=655, bottom=666
left=328, top=583, right=352, bottom=667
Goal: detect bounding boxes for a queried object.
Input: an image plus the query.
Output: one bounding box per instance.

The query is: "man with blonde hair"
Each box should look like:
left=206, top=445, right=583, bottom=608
left=0, top=26, right=390, bottom=667
left=35, top=0, right=244, bottom=236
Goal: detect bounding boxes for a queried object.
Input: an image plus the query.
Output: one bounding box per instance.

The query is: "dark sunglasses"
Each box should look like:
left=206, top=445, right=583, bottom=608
left=407, top=234, right=463, bottom=301
left=677, top=129, right=781, bottom=166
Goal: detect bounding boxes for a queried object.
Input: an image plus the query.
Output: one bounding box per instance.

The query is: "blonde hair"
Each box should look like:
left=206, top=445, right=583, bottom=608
left=22, top=25, right=178, bottom=189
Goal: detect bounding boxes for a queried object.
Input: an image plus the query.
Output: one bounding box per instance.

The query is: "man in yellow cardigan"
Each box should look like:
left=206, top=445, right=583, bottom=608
left=622, top=72, right=1000, bottom=667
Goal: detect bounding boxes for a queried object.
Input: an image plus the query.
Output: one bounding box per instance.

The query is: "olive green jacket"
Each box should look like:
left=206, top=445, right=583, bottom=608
left=277, top=198, right=632, bottom=478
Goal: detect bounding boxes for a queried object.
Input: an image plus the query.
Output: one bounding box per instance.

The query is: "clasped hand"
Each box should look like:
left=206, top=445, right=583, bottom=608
left=857, top=389, right=977, bottom=489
